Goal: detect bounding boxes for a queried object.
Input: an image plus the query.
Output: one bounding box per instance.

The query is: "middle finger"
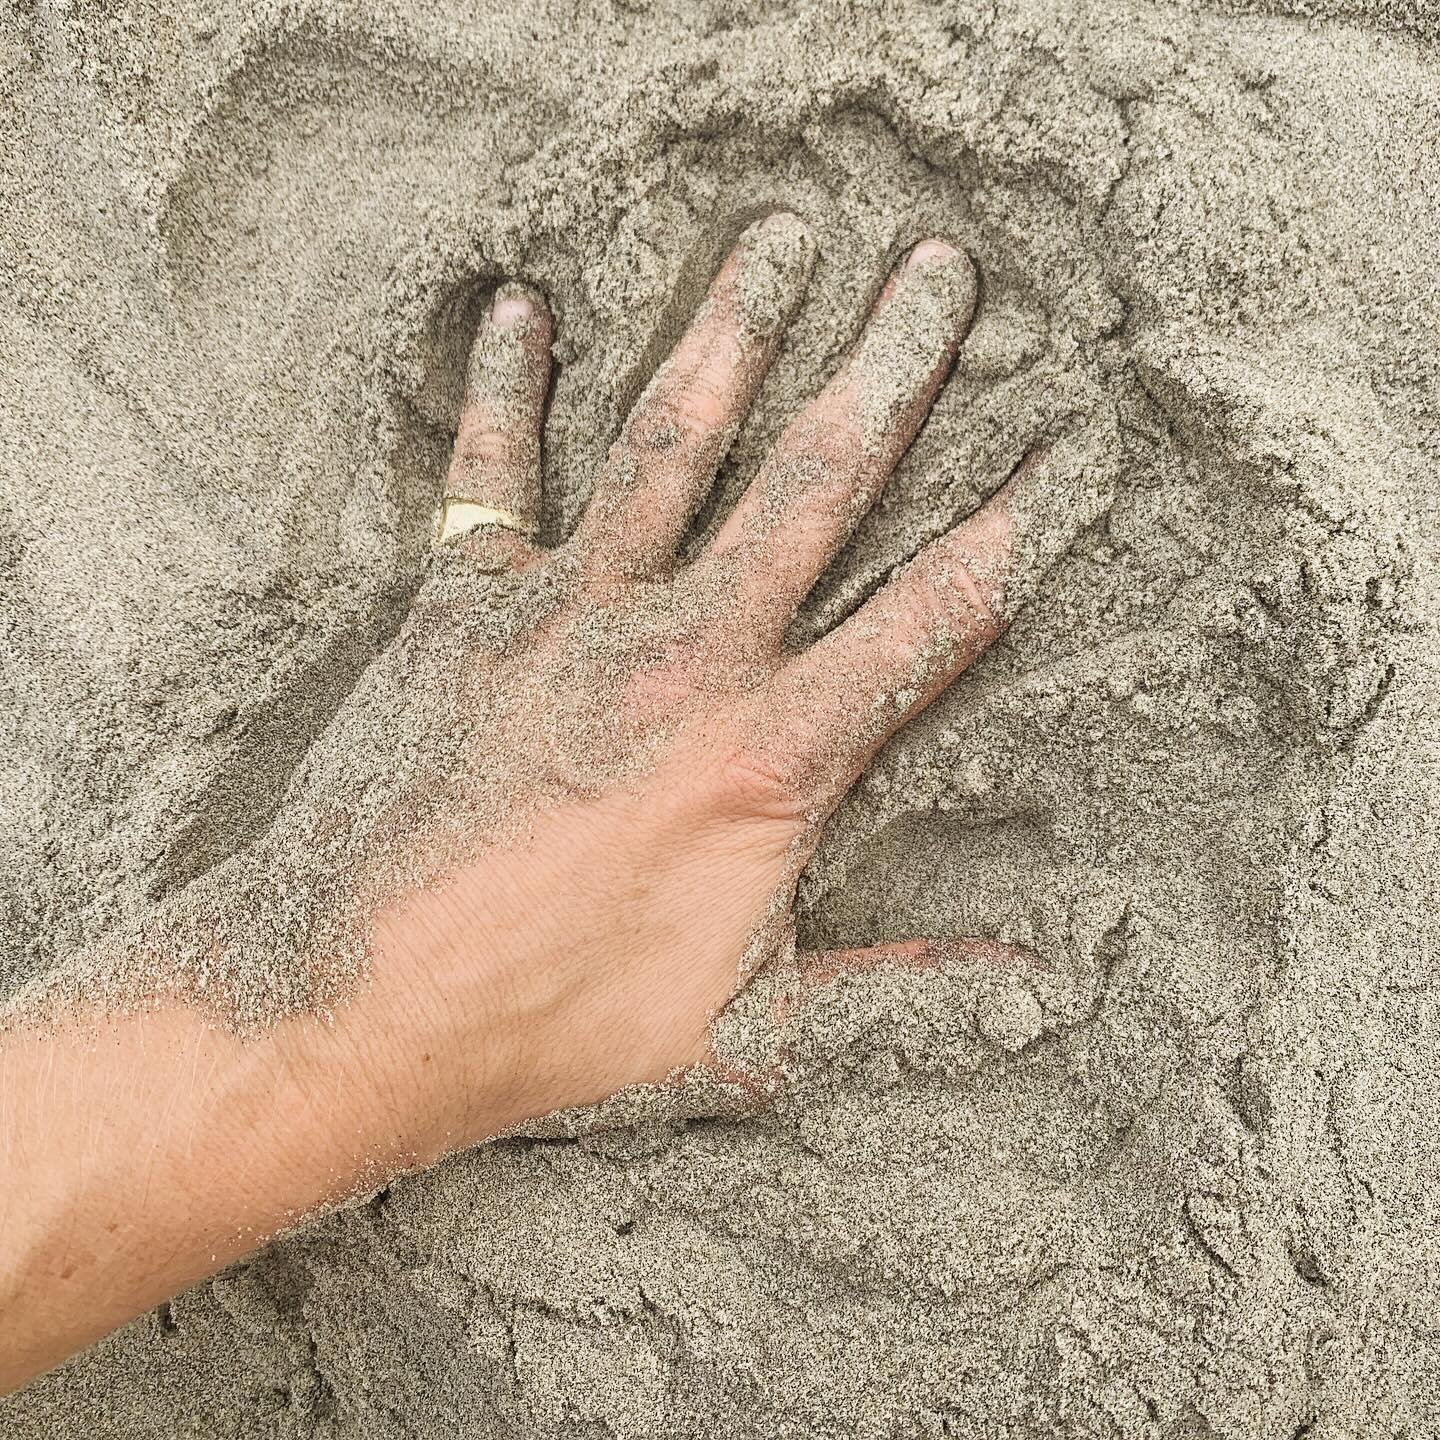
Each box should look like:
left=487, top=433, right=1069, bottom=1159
left=572, top=211, right=816, bottom=578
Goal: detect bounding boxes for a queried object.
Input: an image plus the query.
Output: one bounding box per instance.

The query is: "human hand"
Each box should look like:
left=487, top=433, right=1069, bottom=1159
left=0, top=215, right=1109, bottom=1392
left=245, top=211, right=1106, bottom=1153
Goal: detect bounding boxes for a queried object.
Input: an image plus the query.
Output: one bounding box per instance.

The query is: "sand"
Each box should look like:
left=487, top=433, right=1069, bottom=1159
left=2, top=0, right=1438, bottom=1435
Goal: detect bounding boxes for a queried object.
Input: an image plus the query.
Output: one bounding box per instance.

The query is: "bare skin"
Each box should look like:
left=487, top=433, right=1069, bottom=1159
left=0, top=216, right=1085, bottom=1393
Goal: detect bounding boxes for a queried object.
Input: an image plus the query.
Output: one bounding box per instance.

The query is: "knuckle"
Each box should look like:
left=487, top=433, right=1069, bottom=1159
left=453, top=424, right=524, bottom=472
left=887, top=585, right=949, bottom=659
left=893, top=554, right=1002, bottom=655
left=941, top=555, right=1004, bottom=636
left=629, top=386, right=722, bottom=451
left=710, top=745, right=809, bottom=825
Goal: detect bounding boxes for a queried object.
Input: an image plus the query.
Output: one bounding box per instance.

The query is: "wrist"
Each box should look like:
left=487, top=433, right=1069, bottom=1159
left=319, top=878, right=520, bottom=1162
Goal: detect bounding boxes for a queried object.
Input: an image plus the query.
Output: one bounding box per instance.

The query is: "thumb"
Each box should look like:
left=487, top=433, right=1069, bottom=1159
left=509, top=938, right=1039, bottom=1141
left=700, top=935, right=1041, bottom=1110
left=794, top=935, right=1029, bottom=991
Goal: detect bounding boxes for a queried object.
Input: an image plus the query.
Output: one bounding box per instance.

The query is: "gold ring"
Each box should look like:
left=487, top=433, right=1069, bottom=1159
left=435, top=498, right=538, bottom=544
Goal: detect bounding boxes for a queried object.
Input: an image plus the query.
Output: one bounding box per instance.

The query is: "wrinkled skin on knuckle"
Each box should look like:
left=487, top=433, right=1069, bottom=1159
left=452, top=423, right=518, bottom=469
left=882, top=586, right=949, bottom=668
left=939, top=553, right=1006, bottom=643
left=704, top=741, right=813, bottom=826
left=629, top=378, right=731, bottom=452
left=890, top=552, right=1004, bottom=663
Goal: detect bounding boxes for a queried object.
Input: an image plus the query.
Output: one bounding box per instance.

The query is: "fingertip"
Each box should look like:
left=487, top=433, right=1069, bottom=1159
left=722, top=211, right=812, bottom=283
left=490, top=287, right=532, bottom=330
left=490, top=282, right=551, bottom=337
left=905, top=237, right=961, bottom=269
left=730, top=210, right=817, bottom=341
left=994, top=428, right=1116, bottom=617
left=757, top=208, right=806, bottom=233
left=893, top=240, right=976, bottom=320
left=869, top=239, right=974, bottom=324
left=751, top=210, right=816, bottom=265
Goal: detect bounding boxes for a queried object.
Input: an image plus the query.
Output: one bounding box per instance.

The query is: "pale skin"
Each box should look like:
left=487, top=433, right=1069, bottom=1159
left=0, top=216, right=1075, bottom=1393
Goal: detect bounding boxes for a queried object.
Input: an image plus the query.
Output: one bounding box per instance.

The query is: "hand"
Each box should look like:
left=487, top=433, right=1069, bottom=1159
left=214, top=211, right=1098, bottom=1149
left=0, top=214, right=1108, bottom=1392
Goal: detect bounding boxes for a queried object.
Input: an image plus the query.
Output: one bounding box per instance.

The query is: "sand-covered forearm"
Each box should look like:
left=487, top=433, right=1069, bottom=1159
left=0, top=957, right=477, bottom=1394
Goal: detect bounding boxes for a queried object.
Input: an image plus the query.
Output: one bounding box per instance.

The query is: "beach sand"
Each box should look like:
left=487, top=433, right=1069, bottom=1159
left=2, top=1, right=1438, bottom=1434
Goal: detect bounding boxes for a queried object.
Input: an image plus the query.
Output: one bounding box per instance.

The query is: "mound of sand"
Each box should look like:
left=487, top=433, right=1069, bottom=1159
left=2, top=1, right=1436, bottom=1435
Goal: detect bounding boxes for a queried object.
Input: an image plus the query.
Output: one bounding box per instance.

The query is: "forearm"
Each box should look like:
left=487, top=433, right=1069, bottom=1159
left=0, top=912, right=493, bottom=1395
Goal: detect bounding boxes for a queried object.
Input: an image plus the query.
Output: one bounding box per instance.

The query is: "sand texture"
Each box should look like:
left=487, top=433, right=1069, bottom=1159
left=2, top=0, right=1438, bottom=1435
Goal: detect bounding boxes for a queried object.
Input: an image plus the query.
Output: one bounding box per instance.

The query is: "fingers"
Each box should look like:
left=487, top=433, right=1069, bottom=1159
left=439, top=283, right=553, bottom=566
left=767, top=470, right=1012, bottom=784
left=572, top=211, right=816, bottom=577
left=695, top=240, right=976, bottom=636
left=766, top=436, right=1111, bottom=789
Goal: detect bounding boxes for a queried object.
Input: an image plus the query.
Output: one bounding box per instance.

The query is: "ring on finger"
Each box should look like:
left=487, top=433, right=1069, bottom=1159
left=435, top=497, right=538, bottom=545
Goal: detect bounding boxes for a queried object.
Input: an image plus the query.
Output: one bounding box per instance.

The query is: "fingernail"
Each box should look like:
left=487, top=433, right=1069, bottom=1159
left=906, top=238, right=960, bottom=269
left=743, top=210, right=814, bottom=259
left=491, top=285, right=535, bottom=330
left=855, top=240, right=975, bottom=456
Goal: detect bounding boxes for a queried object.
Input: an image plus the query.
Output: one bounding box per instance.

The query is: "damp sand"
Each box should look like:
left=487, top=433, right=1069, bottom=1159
left=2, top=2, right=1438, bottom=1436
